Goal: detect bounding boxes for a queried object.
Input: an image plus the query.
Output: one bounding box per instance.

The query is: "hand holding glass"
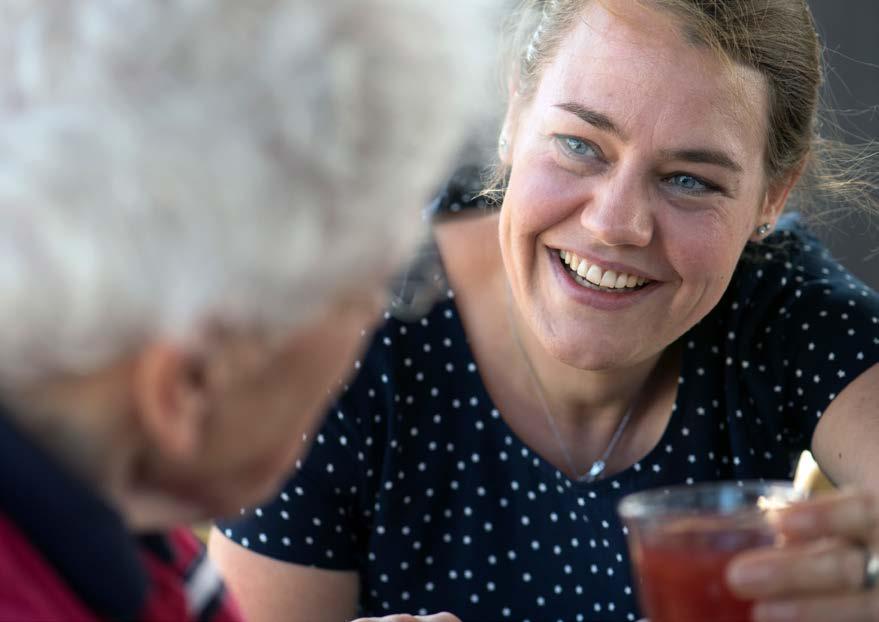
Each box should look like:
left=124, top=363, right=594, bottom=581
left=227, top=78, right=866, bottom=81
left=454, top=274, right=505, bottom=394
left=618, top=481, right=805, bottom=622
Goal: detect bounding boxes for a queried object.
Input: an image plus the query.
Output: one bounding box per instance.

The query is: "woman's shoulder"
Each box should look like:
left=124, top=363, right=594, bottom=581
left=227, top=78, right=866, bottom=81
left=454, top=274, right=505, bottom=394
left=337, top=296, right=478, bottom=416
left=709, top=211, right=877, bottom=393
left=728, top=212, right=878, bottom=317
left=697, top=211, right=878, bottom=386
left=685, top=213, right=878, bottom=452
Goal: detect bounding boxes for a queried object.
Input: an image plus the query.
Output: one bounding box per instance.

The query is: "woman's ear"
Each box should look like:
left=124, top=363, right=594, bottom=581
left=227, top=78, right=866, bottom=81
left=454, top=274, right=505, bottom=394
left=132, top=342, right=209, bottom=462
left=752, top=163, right=805, bottom=241
left=498, top=87, right=523, bottom=166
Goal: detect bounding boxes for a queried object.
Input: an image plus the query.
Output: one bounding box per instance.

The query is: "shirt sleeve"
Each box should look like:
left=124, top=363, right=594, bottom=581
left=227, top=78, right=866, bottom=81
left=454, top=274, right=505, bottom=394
left=215, top=329, right=391, bottom=571
left=735, top=221, right=879, bottom=452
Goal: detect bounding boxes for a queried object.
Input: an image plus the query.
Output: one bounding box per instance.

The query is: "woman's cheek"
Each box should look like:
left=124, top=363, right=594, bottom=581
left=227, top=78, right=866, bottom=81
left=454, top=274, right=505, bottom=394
left=510, top=164, right=596, bottom=234
left=665, top=205, right=746, bottom=274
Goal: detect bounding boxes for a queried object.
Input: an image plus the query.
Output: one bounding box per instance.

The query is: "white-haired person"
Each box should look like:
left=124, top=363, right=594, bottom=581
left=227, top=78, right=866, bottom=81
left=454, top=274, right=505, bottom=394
left=0, top=1, right=491, bottom=620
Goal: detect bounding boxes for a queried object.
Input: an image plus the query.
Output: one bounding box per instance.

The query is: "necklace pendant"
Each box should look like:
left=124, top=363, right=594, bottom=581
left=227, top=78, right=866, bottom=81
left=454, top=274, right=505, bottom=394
left=586, top=460, right=606, bottom=482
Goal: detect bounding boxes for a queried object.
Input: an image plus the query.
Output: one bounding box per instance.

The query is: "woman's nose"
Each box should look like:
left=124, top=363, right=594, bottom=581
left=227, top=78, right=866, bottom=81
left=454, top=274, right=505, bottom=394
left=578, top=168, right=653, bottom=248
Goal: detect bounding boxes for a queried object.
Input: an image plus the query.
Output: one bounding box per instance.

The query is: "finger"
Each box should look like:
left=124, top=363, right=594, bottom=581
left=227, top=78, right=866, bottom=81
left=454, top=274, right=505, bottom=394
left=752, top=592, right=879, bottom=622
left=776, top=490, right=879, bottom=543
left=728, top=537, right=868, bottom=598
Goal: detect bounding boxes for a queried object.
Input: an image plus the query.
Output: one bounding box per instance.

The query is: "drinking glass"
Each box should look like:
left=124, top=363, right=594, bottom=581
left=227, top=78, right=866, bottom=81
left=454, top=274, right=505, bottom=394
left=617, top=480, right=805, bottom=622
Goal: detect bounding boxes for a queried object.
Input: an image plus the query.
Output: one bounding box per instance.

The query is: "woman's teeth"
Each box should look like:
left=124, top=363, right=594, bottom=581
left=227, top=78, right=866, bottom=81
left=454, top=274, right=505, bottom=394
left=559, top=250, right=648, bottom=291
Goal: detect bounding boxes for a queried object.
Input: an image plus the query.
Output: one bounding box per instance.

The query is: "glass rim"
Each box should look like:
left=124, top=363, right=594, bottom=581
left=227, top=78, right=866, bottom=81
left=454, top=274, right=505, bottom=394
left=617, top=479, right=805, bottom=521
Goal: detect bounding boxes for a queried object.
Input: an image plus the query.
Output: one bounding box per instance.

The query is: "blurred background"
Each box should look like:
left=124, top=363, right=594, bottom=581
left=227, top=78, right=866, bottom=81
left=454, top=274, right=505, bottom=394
left=809, top=0, right=879, bottom=289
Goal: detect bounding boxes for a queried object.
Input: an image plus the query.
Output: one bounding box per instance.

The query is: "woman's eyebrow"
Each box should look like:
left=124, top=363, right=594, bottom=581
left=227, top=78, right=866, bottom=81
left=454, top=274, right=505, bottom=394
left=555, top=101, right=626, bottom=139
left=659, top=148, right=743, bottom=173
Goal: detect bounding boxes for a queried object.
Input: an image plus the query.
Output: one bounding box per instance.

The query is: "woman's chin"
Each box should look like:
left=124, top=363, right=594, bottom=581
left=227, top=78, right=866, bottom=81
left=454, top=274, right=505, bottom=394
left=541, top=330, right=640, bottom=372
left=551, top=348, right=627, bottom=372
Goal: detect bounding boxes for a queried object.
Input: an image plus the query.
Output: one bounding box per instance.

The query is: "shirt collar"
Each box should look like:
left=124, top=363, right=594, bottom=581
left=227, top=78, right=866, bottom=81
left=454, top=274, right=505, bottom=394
left=0, top=403, right=148, bottom=619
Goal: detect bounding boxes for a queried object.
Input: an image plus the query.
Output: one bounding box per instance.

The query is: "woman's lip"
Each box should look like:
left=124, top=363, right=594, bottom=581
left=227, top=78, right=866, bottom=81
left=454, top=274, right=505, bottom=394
left=550, top=246, right=657, bottom=282
left=546, top=247, right=660, bottom=311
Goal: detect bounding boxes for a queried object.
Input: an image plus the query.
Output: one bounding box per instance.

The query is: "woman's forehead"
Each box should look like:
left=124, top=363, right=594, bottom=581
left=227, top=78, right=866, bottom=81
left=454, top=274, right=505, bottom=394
left=529, top=1, right=768, bottom=162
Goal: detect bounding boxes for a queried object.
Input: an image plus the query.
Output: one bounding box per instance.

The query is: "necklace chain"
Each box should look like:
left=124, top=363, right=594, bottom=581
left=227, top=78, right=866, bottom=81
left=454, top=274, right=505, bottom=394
left=505, top=286, right=636, bottom=483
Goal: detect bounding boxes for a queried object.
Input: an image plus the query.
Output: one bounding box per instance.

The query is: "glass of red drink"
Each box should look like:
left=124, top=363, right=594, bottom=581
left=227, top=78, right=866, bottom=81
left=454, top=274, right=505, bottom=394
left=617, top=481, right=804, bottom=622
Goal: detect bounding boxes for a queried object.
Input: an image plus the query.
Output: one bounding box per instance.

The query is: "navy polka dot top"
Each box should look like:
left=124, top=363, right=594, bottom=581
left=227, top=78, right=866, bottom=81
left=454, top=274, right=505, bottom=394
left=219, top=182, right=879, bottom=622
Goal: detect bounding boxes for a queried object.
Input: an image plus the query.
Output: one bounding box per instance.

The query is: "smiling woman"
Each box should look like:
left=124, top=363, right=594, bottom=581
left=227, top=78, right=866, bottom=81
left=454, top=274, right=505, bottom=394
left=213, top=2, right=879, bottom=622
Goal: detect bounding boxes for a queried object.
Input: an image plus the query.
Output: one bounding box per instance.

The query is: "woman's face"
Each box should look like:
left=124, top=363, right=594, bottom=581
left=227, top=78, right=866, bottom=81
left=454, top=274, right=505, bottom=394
left=499, top=0, right=784, bottom=371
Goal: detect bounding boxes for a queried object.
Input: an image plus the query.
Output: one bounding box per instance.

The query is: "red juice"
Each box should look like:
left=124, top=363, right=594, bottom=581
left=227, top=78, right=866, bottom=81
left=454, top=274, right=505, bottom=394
left=618, top=482, right=801, bottom=622
left=631, top=520, right=775, bottom=622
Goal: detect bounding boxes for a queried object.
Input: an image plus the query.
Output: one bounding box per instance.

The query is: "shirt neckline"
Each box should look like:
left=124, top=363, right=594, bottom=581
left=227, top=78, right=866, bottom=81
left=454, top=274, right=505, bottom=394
left=435, top=293, right=695, bottom=492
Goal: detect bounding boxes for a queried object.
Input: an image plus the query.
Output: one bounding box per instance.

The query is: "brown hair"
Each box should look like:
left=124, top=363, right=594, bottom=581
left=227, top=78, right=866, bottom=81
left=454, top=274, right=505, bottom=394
left=487, top=0, right=878, bottom=219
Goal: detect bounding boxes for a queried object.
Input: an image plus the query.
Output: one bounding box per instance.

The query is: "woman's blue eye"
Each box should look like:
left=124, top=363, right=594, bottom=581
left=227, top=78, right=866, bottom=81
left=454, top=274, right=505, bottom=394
left=669, top=174, right=709, bottom=192
left=561, top=136, right=596, bottom=157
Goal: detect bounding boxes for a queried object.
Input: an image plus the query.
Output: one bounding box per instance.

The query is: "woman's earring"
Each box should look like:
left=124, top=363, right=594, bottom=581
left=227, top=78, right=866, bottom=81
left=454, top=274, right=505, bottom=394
left=756, top=223, right=772, bottom=237
left=499, top=136, right=508, bottom=152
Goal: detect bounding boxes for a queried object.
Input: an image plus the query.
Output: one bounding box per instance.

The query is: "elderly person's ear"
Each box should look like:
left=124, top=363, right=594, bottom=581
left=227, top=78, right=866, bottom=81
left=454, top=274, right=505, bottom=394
left=133, top=343, right=209, bottom=462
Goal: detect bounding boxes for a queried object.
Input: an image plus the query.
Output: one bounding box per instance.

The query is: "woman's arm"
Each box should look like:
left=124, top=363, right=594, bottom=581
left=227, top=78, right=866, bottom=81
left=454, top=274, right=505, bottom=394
left=209, top=527, right=359, bottom=622
left=811, top=362, right=879, bottom=492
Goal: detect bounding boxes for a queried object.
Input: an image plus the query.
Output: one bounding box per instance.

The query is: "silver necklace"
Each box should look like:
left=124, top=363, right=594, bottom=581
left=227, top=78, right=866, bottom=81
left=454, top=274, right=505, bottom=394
left=505, top=287, right=636, bottom=483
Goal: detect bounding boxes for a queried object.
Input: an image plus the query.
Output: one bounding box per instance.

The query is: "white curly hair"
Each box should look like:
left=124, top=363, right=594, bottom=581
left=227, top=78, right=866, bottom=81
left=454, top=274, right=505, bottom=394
left=0, top=0, right=495, bottom=386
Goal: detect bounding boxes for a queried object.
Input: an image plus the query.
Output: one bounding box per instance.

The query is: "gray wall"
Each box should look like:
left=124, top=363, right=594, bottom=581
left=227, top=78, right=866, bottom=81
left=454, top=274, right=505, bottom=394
left=808, top=0, right=879, bottom=288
